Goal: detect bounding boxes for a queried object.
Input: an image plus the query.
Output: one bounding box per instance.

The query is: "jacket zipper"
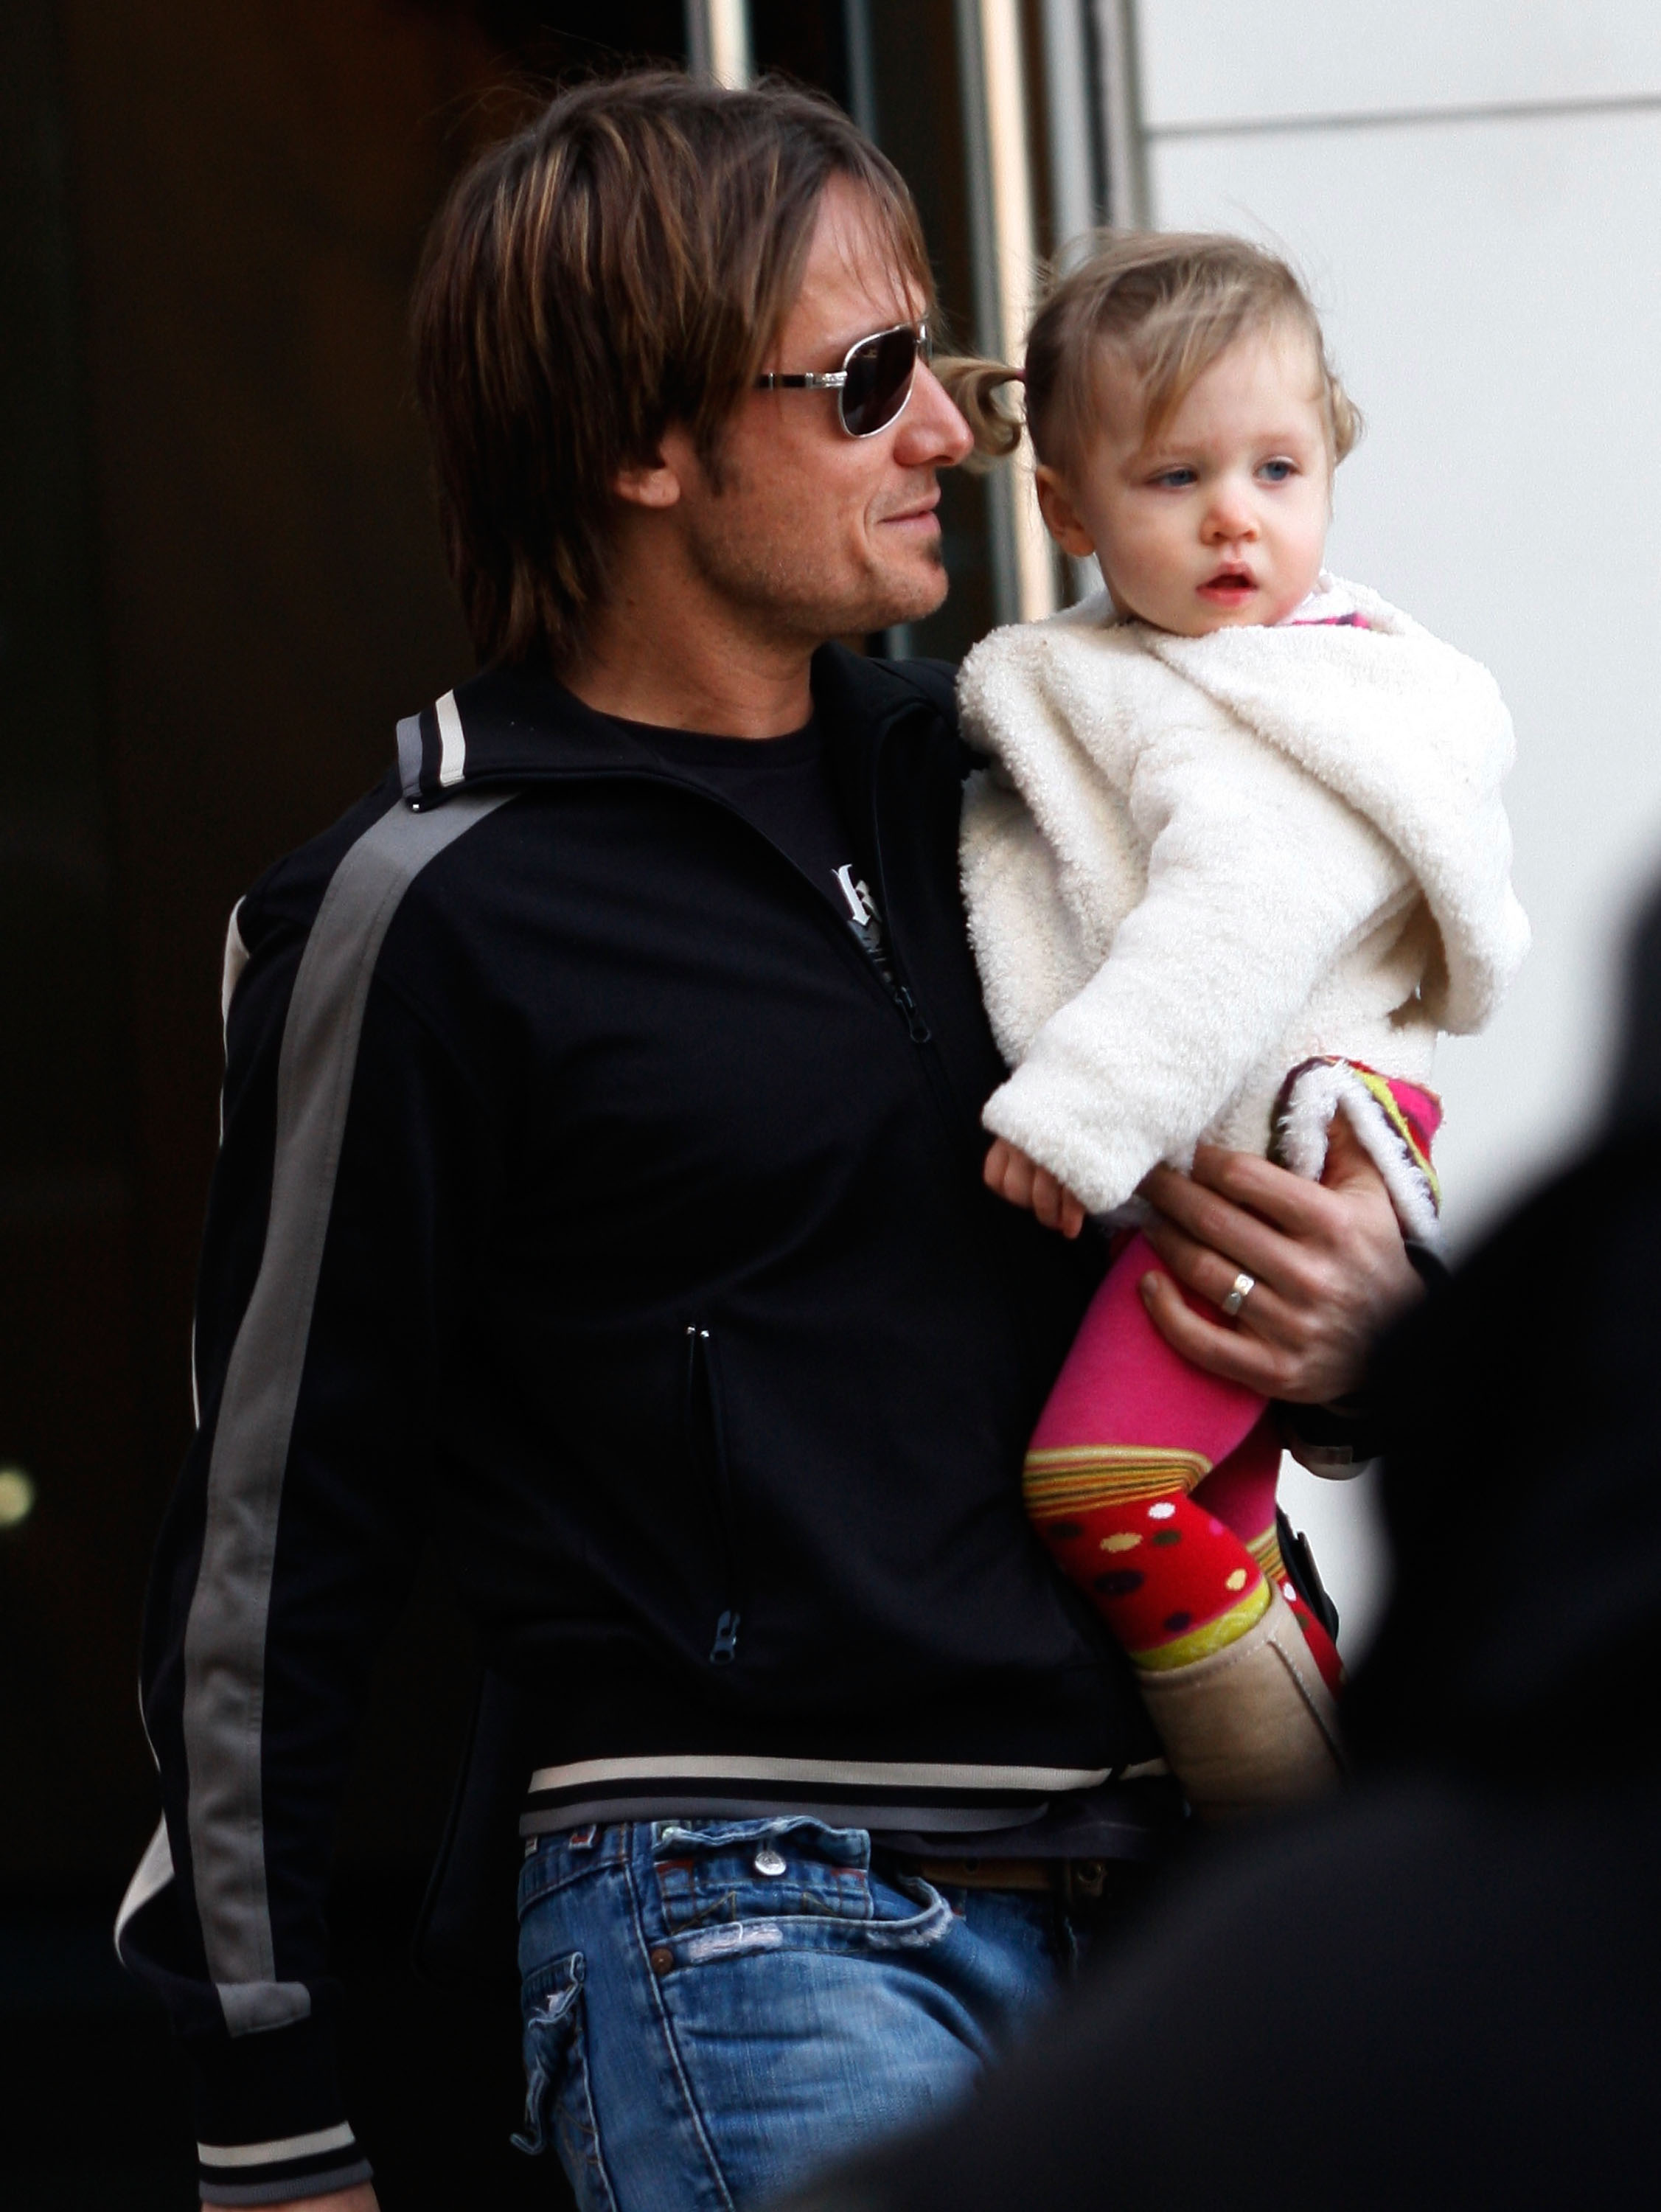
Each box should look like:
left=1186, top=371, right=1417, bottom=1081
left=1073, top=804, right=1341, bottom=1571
left=891, top=979, right=932, bottom=1043
left=863, top=729, right=1046, bottom=1385
left=849, top=937, right=932, bottom=1043
left=686, top=1325, right=742, bottom=1664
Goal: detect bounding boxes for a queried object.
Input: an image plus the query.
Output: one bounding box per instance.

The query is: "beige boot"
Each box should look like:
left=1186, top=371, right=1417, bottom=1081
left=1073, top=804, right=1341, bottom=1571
left=1136, top=1585, right=1346, bottom=1820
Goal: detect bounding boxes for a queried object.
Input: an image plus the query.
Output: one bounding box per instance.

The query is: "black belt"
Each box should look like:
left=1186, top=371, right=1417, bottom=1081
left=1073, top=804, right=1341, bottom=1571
left=889, top=1852, right=1112, bottom=1905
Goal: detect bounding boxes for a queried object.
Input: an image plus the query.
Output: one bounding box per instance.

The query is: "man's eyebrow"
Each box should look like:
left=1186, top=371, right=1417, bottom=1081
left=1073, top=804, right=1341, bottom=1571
left=825, top=308, right=922, bottom=351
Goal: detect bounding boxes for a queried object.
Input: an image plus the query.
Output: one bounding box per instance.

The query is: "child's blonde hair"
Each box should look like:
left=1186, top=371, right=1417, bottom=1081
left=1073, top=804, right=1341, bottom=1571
left=943, top=231, right=1361, bottom=477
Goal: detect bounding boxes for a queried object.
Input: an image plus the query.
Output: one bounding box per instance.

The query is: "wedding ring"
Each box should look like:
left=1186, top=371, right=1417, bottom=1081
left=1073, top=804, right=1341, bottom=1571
left=1219, top=1270, right=1256, bottom=1320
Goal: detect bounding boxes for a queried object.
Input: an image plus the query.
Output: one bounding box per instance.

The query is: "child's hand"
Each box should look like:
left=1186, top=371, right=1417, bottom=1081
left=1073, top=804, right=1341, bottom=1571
left=983, top=1138, right=1087, bottom=1239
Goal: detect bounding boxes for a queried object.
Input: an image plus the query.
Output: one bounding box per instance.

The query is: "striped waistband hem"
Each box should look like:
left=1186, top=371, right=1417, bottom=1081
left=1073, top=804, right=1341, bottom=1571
left=527, top=1753, right=1115, bottom=1798
left=520, top=1755, right=1117, bottom=1837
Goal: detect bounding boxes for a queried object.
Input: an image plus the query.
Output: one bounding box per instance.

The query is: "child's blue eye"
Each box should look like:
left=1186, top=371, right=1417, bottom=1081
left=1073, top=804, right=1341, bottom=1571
left=1258, top=459, right=1296, bottom=481
left=1152, top=467, right=1196, bottom=488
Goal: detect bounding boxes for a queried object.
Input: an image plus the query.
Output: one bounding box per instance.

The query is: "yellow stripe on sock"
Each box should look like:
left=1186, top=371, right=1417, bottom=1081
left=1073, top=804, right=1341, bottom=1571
left=1130, top=1579, right=1271, bottom=1671
left=1248, top=1529, right=1287, bottom=1586
left=1024, top=1445, right=1214, bottom=1478
left=1023, top=1445, right=1211, bottom=1520
left=1353, top=1065, right=1442, bottom=1212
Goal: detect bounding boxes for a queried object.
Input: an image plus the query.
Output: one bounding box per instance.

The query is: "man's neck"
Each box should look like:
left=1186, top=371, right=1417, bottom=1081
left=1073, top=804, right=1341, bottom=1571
left=564, top=580, right=817, bottom=741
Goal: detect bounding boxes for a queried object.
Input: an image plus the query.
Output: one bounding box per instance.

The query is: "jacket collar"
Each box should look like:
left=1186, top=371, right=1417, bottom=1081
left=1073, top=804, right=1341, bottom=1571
left=394, top=641, right=955, bottom=808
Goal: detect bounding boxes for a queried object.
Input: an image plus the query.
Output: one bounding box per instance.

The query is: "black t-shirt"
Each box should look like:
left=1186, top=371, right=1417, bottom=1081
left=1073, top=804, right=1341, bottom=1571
left=636, top=717, right=850, bottom=890
left=605, top=711, right=897, bottom=982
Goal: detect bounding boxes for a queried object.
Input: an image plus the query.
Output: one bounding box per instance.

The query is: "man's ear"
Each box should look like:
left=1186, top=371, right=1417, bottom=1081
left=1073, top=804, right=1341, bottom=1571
left=1034, top=467, right=1096, bottom=559
left=613, top=448, right=683, bottom=511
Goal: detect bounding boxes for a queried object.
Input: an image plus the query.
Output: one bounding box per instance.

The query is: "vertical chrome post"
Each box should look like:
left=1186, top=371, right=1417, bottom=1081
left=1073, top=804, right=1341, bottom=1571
left=1040, top=1, right=1110, bottom=605
left=1093, top=0, right=1149, bottom=228
left=685, top=0, right=753, bottom=89
left=955, top=0, right=1059, bottom=625
left=843, top=0, right=878, bottom=136
left=1039, top=0, right=1099, bottom=267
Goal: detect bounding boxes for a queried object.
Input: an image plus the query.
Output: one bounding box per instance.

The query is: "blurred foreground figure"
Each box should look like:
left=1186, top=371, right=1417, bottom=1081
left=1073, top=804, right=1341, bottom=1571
left=785, top=904, right=1661, bottom=2211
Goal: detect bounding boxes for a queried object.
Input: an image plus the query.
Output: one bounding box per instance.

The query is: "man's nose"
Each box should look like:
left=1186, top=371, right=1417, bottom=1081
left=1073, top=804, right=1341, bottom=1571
left=894, top=361, right=975, bottom=469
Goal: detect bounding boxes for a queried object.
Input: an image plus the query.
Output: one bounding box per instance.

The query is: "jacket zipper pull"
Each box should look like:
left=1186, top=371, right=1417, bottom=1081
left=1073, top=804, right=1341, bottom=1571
left=710, top=1610, right=741, bottom=1665
left=894, top=985, right=932, bottom=1044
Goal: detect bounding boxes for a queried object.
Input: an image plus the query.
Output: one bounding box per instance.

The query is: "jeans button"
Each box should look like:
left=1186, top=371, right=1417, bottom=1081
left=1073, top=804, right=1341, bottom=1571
left=649, top=1945, right=675, bottom=1975
left=753, top=1844, right=787, bottom=1877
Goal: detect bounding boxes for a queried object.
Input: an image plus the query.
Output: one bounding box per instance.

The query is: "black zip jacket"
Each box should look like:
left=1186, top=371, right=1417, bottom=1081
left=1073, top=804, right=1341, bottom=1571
left=118, top=644, right=1157, bottom=2202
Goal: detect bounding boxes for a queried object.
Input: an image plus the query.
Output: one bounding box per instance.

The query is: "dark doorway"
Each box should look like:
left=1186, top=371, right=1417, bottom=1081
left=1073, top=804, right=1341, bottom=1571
left=2, top=7, right=1009, bottom=2202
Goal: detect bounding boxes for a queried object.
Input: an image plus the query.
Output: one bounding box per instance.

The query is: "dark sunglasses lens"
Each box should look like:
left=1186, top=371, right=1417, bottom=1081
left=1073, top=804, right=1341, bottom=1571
left=840, top=327, right=919, bottom=437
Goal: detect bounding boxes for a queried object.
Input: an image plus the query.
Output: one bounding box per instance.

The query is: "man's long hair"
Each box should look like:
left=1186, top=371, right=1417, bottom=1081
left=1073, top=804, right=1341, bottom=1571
left=412, top=70, right=933, bottom=669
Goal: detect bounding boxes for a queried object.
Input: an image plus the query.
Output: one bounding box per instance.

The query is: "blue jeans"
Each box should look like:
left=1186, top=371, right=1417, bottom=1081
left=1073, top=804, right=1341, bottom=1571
left=513, top=1816, right=1086, bottom=2210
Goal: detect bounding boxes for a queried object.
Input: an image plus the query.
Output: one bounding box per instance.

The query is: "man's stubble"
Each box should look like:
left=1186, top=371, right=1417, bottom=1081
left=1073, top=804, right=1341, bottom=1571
left=683, top=456, right=950, bottom=652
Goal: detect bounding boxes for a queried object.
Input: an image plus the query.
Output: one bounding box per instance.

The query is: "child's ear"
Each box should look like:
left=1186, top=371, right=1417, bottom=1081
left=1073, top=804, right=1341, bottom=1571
left=1034, top=467, right=1096, bottom=559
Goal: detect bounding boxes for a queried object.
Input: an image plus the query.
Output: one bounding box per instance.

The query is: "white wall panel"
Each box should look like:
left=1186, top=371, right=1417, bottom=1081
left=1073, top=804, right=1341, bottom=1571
left=1153, top=105, right=1661, bottom=1241
left=1138, top=0, right=1661, bottom=128
left=1146, top=102, right=1661, bottom=1652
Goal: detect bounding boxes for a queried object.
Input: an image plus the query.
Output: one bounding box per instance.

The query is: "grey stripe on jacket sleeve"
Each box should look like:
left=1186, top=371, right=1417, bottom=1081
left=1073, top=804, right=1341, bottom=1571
left=182, top=787, right=510, bottom=2038
left=395, top=712, right=423, bottom=799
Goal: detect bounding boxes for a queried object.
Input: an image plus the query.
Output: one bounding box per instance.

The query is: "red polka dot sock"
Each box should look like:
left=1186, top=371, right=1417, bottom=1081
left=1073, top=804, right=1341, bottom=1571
left=1024, top=1458, right=1271, bottom=1669
left=1193, top=1418, right=1345, bottom=1697
left=1250, top=1525, right=1344, bottom=1696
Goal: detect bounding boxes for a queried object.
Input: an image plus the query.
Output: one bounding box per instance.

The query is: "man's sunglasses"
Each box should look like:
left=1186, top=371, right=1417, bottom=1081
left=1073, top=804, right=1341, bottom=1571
left=755, top=321, right=932, bottom=439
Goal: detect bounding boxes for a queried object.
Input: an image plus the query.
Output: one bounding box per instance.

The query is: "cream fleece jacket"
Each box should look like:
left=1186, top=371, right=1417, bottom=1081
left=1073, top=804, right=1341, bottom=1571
left=958, top=579, right=1529, bottom=1217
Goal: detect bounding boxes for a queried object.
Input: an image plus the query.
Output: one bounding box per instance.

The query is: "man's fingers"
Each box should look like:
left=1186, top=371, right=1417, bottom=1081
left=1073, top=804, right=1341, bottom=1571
left=1138, top=1269, right=1287, bottom=1393
left=1166, top=1144, right=1338, bottom=1239
left=1142, top=1130, right=1421, bottom=1402
left=1141, top=1172, right=1325, bottom=1307
left=1138, top=1217, right=1300, bottom=1346
left=1318, top=1110, right=1373, bottom=1188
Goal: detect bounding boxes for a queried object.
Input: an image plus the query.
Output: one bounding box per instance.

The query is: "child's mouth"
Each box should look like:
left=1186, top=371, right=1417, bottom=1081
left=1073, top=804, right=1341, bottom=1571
left=1199, top=568, right=1256, bottom=602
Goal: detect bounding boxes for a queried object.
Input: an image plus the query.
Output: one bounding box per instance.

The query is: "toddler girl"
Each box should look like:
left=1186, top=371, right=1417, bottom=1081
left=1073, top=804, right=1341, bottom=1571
left=947, top=234, right=1528, bottom=1815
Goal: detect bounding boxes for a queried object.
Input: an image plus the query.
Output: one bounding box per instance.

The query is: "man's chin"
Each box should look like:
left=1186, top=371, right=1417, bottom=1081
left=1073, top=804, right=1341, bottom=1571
left=860, top=544, right=950, bottom=634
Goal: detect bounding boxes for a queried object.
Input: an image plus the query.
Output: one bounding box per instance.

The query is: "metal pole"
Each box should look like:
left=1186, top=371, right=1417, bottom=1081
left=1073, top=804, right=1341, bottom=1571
left=685, top=0, right=753, bottom=89
left=955, top=0, right=1059, bottom=625
left=1039, top=0, right=1099, bottom=266
left=1040, top=4, right=1107, bottom=597
left=843, top=0, right=878, bottom=137
left=1093, top=0, right=1149, bottom=228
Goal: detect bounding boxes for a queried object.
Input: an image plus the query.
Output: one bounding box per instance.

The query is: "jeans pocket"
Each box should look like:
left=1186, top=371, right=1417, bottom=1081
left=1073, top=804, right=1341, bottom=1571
left=652, top=1818, right=955, bottom=1957
left=653, top=1815, right=871, bottom=1935
left=512, top=1950, right=618, bottom=2212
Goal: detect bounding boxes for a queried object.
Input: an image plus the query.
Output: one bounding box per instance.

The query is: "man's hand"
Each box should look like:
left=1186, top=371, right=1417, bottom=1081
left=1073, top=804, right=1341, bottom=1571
left=206, top=2191, right=378, bottom=2212
left=1138, top=1116, right=1423, bottom=1404
left=983, top=1136, right=1086, bottom=1239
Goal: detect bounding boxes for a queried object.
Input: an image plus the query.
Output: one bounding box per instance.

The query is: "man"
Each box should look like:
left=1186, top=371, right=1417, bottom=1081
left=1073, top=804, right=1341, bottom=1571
left=119, top=72, right=1418, bottom=2212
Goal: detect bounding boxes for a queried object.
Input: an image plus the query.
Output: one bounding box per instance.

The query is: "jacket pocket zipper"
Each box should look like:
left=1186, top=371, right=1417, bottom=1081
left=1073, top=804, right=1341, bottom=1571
left=686, top=1326, right=742, bottom=1664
